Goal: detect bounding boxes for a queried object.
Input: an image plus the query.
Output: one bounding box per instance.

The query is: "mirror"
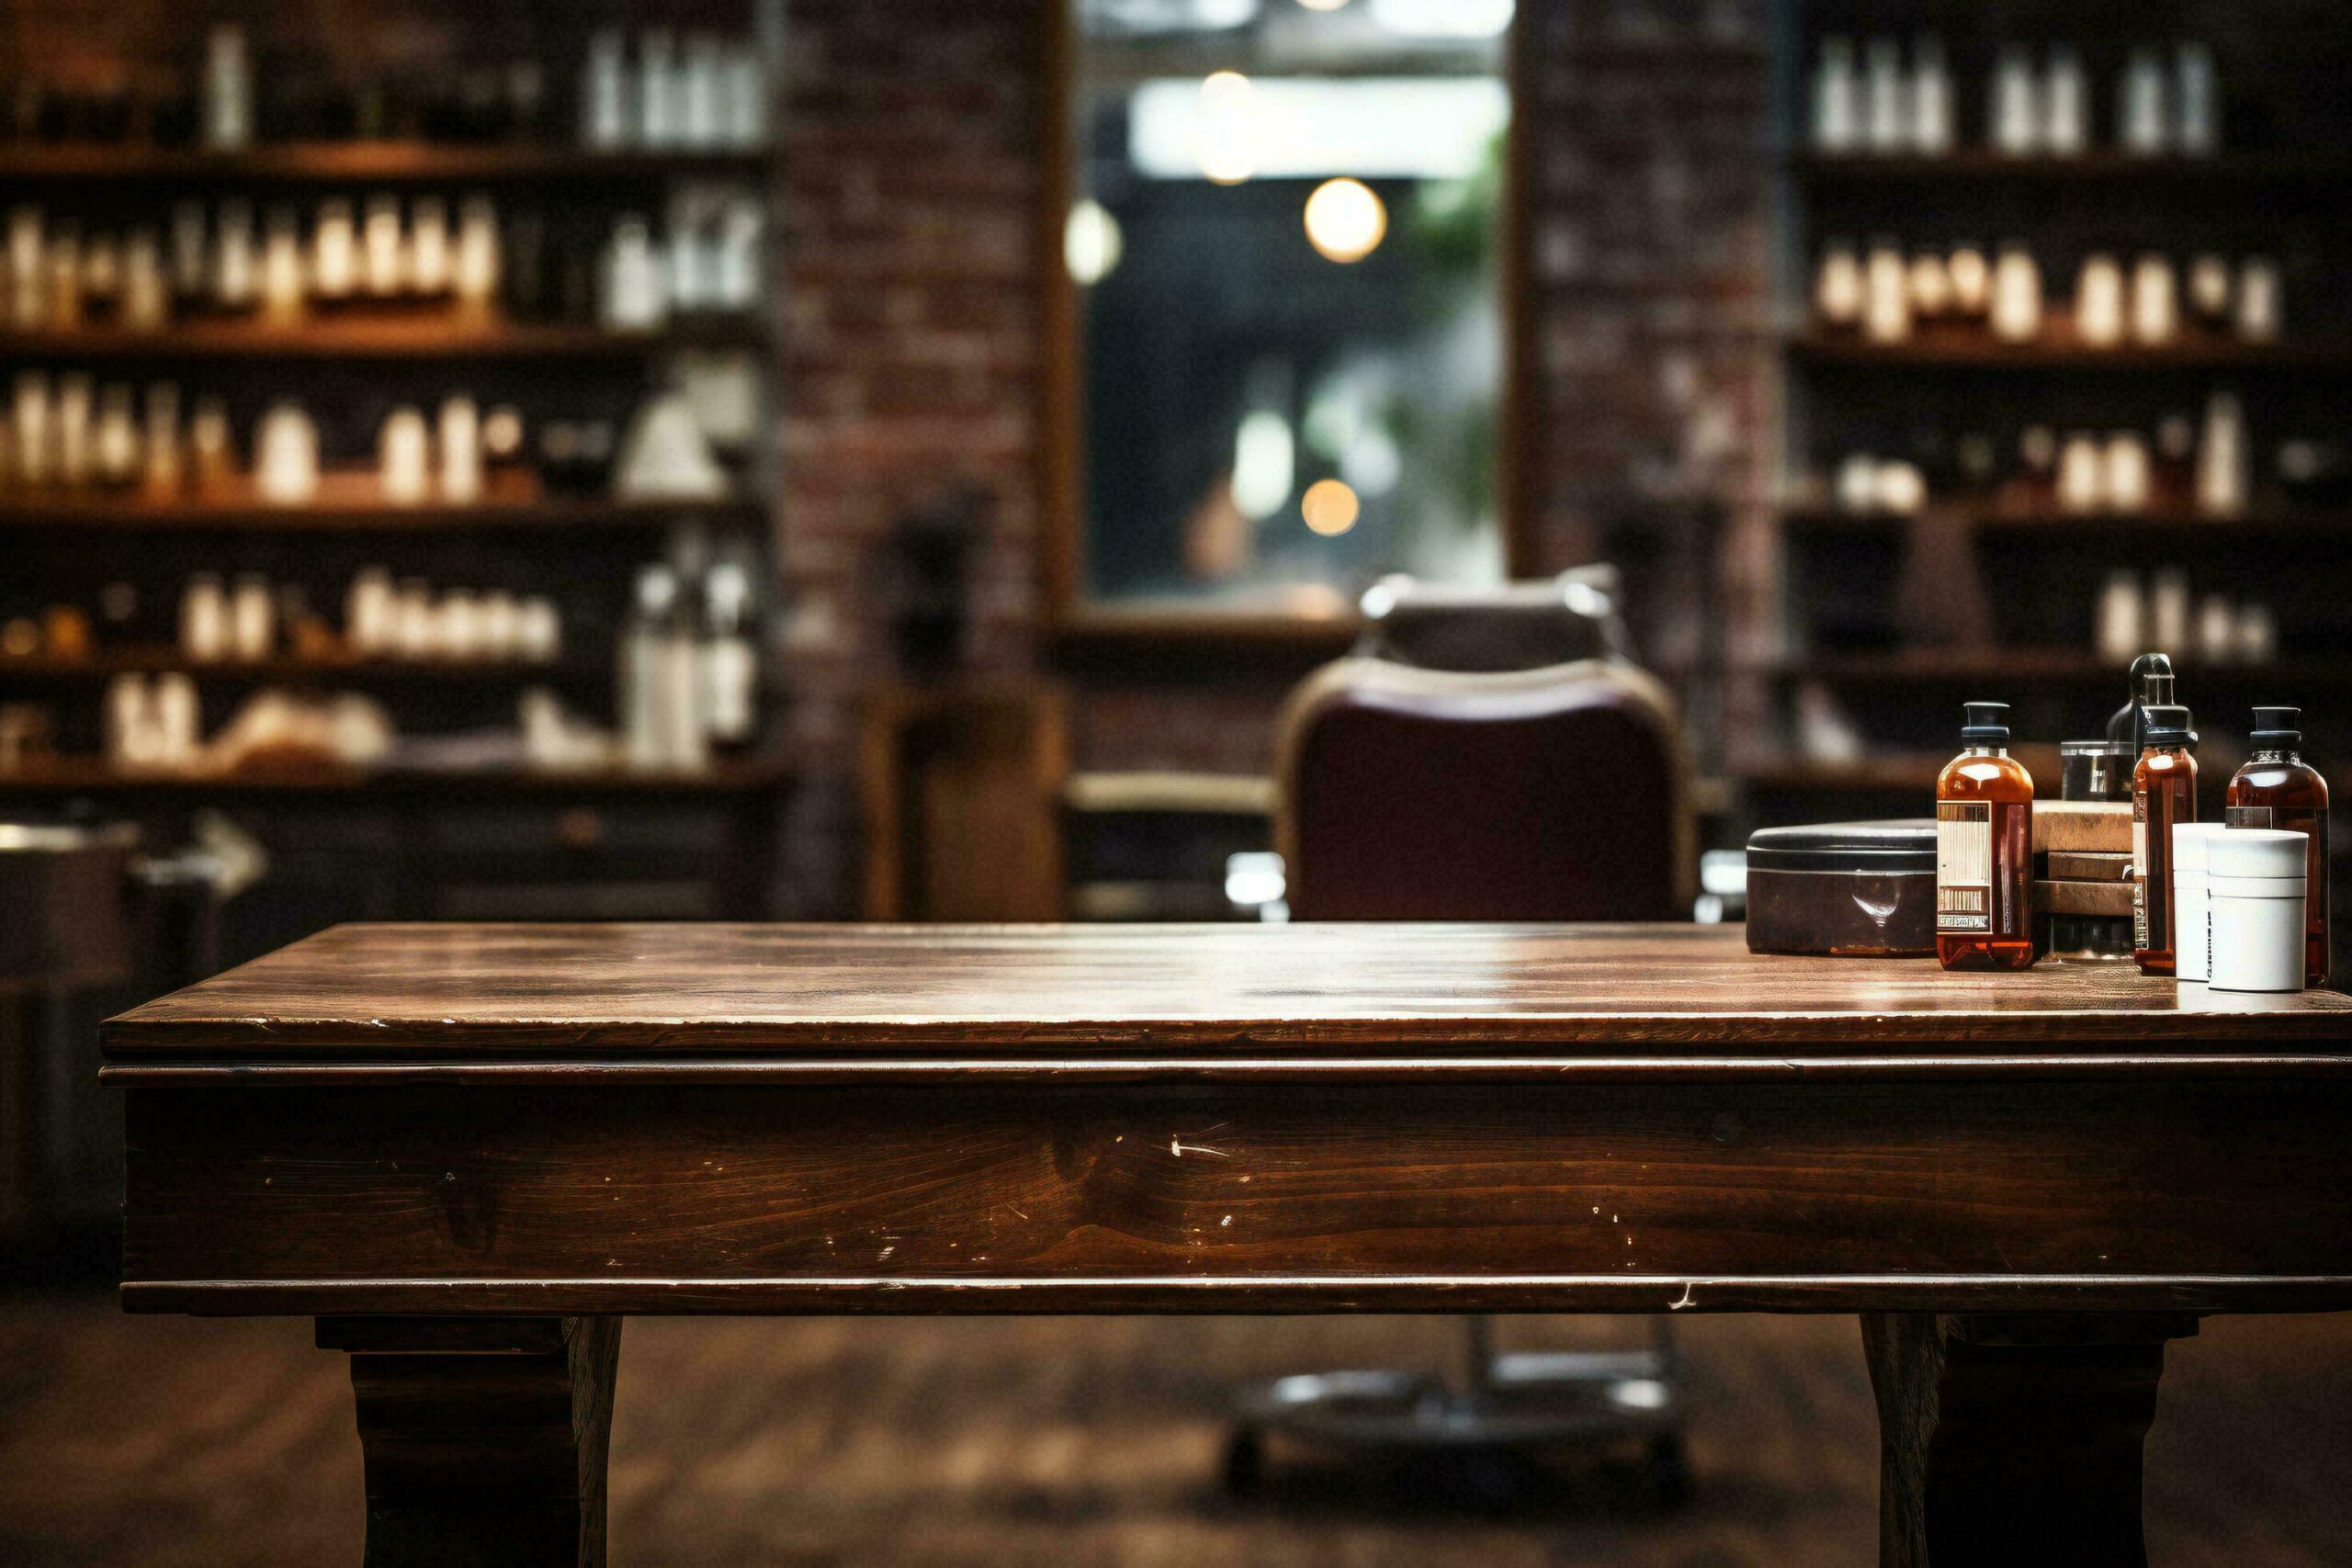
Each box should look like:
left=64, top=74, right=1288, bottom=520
left=1064, top=0, right=1513, bottom=621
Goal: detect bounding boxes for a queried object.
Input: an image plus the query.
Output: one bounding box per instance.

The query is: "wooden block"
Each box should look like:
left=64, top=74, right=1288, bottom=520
left=2039, top=851, right=2134, bottom=883
left=2033, top=878, right=2136, bottom=917
left=2030, top=802, right=2132, bottom=854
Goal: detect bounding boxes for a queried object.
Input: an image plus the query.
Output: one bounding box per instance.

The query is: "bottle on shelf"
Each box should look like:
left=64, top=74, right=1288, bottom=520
left=201, top=24, right=253, bottom=152
left=2196, top=389, right=2247, bottom=514
left=2130, top=254, right=2177, bottom=345
left=211, top=198, right=257, bottom=313
left=1991, top=47, right=2040, bottom=156
left=2120, top=48, right=2169, bottom=154
left=1989, top=244, right=2041, bottom=342
left=1814, top=241, right=1863, bottom=327
left=2234, top=257, right=2281, bottom=343
left=2132, top=704, right=2199, bottom=975
left=1937, top=702, right=2036, bottom=972
left=141, top=380, right=181, bottom=496
left=582, top=30, right=630, bottom=149
left=2175, top=42, right=2220, bottom=155
left=1909, top=36, right=1952, bottom=154
left=602, top=216, right=668, bottom=330
left=408, top=197, right=452, bottom=300
left=169, top=201, right=208, bottom=308
left=2075, top=254, right=2124, bottom=347
left=1862, top=240, right=1909, bottom=343
left=2042, top=46, right=2087, bottom=155
left=1811, top=38, right=1860, bottom=152
left=379, top=405, right=430, bottom=503
left=700, top=557, right=759, bottom=756
left=619, top=564, right=705, bottom=773
left=639, top=30, right=683, bottom=149
left=2225, top=706, right=2331, bottom=987
left=122, top=228, right=169, bottom=330
left=1862, top=39, right=1905, bottom=153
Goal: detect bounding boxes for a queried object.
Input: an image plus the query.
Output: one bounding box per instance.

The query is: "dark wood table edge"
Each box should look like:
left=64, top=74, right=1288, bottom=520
left=93, top=1050, right=2352, bottom=1085
left=94, top=1012, right=2352, bottom=1052
left=119, top=1273, right=2352, bottom=1317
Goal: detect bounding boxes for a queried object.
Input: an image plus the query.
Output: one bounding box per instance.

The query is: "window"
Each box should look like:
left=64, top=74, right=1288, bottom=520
left=1065, top=0, right=1512, bottom=621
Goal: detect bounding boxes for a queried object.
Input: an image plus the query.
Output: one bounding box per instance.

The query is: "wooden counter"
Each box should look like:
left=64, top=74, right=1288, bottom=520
left=105, top=923, right=2352, bottom=1566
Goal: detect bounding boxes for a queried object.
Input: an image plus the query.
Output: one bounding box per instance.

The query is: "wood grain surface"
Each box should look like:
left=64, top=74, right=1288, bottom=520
left=97, top=923, right=2352, bottom=1066
left=119, top=1077, right=2352, bottom=1316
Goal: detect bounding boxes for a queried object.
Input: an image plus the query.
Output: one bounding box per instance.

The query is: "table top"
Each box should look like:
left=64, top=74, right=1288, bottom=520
left=99, top=923, right=2352, bottom=1080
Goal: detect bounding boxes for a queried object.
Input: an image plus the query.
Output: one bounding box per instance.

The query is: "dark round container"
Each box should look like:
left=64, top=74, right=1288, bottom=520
left=1745, top=818, right=1937, bottom=957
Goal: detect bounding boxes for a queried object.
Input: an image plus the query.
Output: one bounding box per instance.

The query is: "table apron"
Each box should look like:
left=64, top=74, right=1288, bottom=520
left=119, top=1078, right=2352, bottom=1315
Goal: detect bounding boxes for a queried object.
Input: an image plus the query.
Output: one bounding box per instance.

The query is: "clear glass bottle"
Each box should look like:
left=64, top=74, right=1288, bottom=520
left=1938, top=702, right=2037, bottom=971
left=2226, top=706, right=2330, bottom=987
left=2132, top=705, right=2199, bottom=974
left=699, top=558, right=758, bottom=756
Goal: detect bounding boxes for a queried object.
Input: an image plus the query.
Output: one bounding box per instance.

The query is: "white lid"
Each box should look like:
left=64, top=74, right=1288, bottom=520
left=2210, top=828, right=2308, bottom=881
left=2170, top=821, right=2228, bottom=872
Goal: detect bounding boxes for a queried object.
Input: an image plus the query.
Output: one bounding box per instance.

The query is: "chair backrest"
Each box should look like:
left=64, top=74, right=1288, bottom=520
left=1273, top=654, right=1691, bottom=922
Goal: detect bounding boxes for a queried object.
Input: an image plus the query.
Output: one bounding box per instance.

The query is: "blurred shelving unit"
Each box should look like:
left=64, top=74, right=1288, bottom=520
left=0, top=6, right=792, bottom=949
left=1752, top=0, right=2352, bottom=829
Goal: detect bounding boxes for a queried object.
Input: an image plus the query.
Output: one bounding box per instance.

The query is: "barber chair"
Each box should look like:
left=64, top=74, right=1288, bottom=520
left=1227, top=569, right=1695, bottom=1504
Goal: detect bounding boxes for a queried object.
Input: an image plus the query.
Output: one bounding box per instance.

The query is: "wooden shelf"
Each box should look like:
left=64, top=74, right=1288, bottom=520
left=1789, top=327, right=2352, bottom=373
left=1789, top=150, right=2352, bottom=186
left=1789, top=649, right=2346, bottom=688
left=0, top=649, right=600, bottom=682
left=0, top=142, right=773, bottom=184
left=0, top=317, right=764, bottom=362
left=1062, top=771, right=1276, bottom=817
left=1782, top=502, right=2352, bottom=535
left=0, top=757, right=793, bottom=796
left=0, top=491, right=760, bottom=532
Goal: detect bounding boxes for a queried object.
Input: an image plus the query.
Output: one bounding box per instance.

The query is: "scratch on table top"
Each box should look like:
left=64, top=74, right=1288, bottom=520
left=1170, top=1138, right=1232, bottom=1158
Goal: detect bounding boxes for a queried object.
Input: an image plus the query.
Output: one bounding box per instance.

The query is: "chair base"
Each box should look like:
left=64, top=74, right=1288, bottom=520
left=1227, top=1348, right=1690, bottom=1506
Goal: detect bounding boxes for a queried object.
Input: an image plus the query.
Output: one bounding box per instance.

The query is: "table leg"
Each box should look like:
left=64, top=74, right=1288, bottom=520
left=1861, top=1312, right=2197, bottom=1567
left=316, top=1316, right=622, bottom=1568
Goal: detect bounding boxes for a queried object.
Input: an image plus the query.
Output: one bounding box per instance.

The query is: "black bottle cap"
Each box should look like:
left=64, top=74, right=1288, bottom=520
left=2250, top=706, right=2303, bottom=747
left=1961, top=702, right=2010, bottom=743
left=2143, top=705, right=2193, bottom=745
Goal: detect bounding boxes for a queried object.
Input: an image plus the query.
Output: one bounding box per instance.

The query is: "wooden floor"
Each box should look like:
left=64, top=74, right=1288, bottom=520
left=4, top=1292, right=2350, bottom=1565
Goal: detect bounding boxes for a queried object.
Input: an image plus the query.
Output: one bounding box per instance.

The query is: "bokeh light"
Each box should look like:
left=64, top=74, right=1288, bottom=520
left=1303, top=178, right=1387, bottom=263
left=1301, top=478, right=1362, bottom=535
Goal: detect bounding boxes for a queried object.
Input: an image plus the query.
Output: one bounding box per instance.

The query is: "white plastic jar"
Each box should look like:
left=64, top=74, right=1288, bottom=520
left=2209, top=829, right=2310, bottom=993
left=2170, top=823, right=2227, bottom=982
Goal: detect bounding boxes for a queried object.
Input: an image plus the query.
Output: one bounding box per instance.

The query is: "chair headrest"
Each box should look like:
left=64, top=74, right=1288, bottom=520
left=1353, top=568, right=1630, bottom=672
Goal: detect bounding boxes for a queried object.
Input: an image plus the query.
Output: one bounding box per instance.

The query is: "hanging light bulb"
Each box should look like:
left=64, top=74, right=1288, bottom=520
left=1301, top=478, right=1361, bottom=536
left=1195, top=72, right=1259, bottom=186
left=1303, top=178, right=1386, bottom=263
left=1064, top=199, right=1123, bottom=286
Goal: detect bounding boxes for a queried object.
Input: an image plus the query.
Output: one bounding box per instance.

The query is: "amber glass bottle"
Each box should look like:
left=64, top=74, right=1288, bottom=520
left=2226, top=705, right=2331, bottom=987
left=2132, top=705, right=2198, bottom=975
left=1937, top=702, right=2036, bottom=971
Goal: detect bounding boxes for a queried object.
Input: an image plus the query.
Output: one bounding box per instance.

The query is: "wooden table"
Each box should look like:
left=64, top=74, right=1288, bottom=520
left=105, top=923, right=2352, bottom=1566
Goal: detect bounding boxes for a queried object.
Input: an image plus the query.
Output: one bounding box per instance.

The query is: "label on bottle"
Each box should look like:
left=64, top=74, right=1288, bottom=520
left=1936, top=801, right=1994, bottom=932
left=2132, top=795, right=2152, bottom=950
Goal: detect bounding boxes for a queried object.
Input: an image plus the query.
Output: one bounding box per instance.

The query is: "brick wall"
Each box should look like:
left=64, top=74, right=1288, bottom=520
left=776, top=0, right=1050, bottom=913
